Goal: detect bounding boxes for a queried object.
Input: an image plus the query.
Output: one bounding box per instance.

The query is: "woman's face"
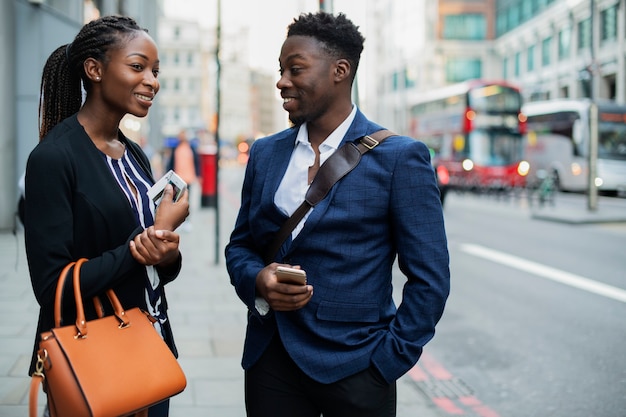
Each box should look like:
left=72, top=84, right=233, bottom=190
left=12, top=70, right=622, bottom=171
left=99, top=31, right=160, bottom=118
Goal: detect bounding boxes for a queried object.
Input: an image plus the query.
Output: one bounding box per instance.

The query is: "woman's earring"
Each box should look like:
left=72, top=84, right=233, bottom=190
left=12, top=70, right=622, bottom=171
left=95, top=77, right=101, bottom=81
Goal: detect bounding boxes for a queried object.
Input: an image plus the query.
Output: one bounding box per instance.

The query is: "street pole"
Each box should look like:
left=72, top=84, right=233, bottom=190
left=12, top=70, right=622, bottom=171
left=214, top=0, right=222, bottom=263
left=587, top=0, right=598, bottom=211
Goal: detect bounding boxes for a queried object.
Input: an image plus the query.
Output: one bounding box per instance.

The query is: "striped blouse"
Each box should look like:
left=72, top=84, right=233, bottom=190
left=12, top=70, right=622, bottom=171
left=102, top=148, right=167, bottom=337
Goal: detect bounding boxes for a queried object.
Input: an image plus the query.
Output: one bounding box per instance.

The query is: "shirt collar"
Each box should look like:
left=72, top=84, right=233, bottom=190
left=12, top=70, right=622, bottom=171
left=295, top=105, right=358, bottom=151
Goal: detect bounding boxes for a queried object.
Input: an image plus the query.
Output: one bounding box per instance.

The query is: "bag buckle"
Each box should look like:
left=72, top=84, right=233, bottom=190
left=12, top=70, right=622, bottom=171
left=361, top=135, right=379, bottom=150
left=34, top=349, right=47, bottom=377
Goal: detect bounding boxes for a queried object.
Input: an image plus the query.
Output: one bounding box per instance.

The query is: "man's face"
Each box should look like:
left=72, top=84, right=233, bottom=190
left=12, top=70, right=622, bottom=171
left=277, top=36, right=337, bottom=126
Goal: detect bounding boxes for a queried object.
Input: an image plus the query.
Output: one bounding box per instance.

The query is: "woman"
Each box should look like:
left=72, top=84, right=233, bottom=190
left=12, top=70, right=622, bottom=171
left=24, top=15, right=189, bottom=417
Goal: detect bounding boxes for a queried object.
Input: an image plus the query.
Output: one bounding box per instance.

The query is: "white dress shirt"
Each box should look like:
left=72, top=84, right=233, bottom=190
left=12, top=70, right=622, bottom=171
left=274, top=105, right=357, bottom=239
left=255, top=106, right=357, bottom=315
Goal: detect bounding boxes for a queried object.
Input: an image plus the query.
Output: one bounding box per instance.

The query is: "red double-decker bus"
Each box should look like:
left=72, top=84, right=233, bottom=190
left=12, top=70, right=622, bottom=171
left=408, top=80, right=529, bottom=203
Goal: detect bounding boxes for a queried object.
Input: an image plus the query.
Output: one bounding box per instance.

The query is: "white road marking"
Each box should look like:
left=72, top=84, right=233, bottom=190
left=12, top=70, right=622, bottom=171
left=461, top=244, right=626, bottom=303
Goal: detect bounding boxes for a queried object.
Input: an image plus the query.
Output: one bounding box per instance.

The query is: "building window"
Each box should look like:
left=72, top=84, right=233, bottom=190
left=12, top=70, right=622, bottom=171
left=558, top=26, right=571, bottom=60
left=601, top=5, right=617, bottom=42
left=578, top=18, right=591, bottom=50
left=187, top=52, right=194, bottom=66
left=527, top=44, right=535, bottom=72
left=445, top=58, right=481, bottom=83
left=189, top=78, right=199, bottom=92
left=443, top=14, right=486, bottom=40
left=514, top=51, right=521, bottom=76
left=521, top=1, right=532, bottom=22
left=405, top=67, right=416, bottom=89
left=391, top=71, right=399, bottom=91
left=503, top=56, right=509, bottom=80
left=542, top=36, right=551, bottom=67
left=174, top=26, right=181, bottom=40
left=496, top=11, right=507, bottom=37
left=507, top=3, right=521, bottom=29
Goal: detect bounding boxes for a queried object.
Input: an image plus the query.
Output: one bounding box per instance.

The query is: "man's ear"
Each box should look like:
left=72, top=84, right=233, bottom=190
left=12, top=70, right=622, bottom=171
left=83, top=57, right=103, bottom=83
left=333, top=59, right=351, bottom=83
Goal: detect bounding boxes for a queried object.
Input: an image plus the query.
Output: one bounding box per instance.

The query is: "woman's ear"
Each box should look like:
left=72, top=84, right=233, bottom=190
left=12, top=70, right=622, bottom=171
left=83, top=57, right=103, bottom=83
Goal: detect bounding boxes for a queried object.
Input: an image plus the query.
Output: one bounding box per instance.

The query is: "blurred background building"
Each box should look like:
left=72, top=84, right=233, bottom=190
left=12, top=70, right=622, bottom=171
left=1, top=0, right=161, bottom=231
left=370, top=0, right=624, bottom=135
left=1, top=0, right=624, bottom=230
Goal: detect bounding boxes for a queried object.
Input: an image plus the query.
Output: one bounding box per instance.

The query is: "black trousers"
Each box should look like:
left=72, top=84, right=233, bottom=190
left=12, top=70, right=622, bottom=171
left=245, top=335, right=397, bottom=417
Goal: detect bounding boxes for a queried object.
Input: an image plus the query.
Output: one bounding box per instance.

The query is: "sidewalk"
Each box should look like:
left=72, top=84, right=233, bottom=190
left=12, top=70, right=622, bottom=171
left=0, top=165, right=443, bottom=417
left=530, top=193, right=626, bottom=224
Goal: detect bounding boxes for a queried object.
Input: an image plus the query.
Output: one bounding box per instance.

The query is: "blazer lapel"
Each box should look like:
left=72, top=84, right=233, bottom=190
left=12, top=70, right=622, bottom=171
left=263, top=130, right=299, bottom=209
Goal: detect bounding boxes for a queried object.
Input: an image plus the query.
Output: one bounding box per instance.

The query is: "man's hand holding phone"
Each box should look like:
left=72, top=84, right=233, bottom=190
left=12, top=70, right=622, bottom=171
left=255, top=264, right=312, bottom=312
left=275, top=266, right=307, bottom=285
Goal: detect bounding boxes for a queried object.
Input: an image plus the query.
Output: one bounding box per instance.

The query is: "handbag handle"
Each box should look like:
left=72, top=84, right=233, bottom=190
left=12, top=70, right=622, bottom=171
left=53, top=258, right=130, bottom=337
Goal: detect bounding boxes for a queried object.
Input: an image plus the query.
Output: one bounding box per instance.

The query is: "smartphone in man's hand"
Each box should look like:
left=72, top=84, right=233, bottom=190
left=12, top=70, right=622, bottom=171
left=275, top=266, right=307, bottom=285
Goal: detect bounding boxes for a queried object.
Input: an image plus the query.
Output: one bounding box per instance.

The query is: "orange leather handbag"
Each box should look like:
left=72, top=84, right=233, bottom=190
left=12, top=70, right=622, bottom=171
left=29, top=258, right=187, bottom=417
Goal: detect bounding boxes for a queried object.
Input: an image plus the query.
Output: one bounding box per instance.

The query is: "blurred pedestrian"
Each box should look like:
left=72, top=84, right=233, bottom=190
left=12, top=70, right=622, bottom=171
left=167, top=129, right=201, bottom=230
left=225, top=11, right=450, bottom=417
left=24, top=15, right=189, bottom=417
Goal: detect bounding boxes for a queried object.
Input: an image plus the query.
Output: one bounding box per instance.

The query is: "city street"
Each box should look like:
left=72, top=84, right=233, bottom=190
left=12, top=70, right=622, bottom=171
left=420, top=190, right=626, bottom=417
left=1, top=163, right=625, bottom=417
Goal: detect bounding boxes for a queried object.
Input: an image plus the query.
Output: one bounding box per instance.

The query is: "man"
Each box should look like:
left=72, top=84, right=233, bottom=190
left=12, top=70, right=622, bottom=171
left=225, top=11, right=450, bottom=417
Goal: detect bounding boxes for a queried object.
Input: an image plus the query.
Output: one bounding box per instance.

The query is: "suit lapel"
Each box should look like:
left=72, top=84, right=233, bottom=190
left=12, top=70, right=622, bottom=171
left=263, top=130, right=299, bottom=210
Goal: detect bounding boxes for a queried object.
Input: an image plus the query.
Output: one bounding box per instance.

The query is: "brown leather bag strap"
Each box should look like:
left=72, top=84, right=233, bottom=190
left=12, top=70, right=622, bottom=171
left=29, top=373, right=43, bottom=417
left=264, top=129, right=397, bottom=264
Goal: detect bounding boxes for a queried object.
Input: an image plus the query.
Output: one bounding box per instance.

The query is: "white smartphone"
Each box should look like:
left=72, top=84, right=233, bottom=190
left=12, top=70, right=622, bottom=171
left=275, top=266, right=307, bottom=285
left=147, top=170, right=187, bottom=206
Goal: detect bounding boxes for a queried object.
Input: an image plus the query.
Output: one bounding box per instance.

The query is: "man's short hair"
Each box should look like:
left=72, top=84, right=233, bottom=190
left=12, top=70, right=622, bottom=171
left=287, top=11, right=365, bottom=81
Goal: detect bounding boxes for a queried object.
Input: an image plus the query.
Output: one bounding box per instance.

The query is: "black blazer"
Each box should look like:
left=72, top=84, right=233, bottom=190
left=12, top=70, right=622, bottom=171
left=24, top=114, right=181, bottom=374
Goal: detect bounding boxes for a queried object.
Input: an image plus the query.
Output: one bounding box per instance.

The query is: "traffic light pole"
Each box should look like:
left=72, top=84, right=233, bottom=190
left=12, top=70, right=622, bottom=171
left=214, top=0, right=222, bottom=263
left=587, top=0, right=598, bottom=212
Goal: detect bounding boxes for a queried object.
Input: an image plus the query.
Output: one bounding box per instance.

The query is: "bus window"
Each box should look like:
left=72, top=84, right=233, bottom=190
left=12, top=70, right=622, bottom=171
left=470, top=131, right=523, bottom=166
left=469, top=85, right=522, bottom=113
left=599, top=122, right=626, bottom=161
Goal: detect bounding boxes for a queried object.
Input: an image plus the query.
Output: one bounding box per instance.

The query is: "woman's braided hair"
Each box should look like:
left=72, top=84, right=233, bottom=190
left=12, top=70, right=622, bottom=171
left=38, top=15, right=147, bottom=141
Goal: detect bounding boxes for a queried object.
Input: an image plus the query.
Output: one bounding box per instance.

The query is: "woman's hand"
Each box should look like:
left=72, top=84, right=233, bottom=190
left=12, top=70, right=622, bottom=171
left=130, top=226, right=180, bottom=267
left=153, top=184, right=190, bottom=231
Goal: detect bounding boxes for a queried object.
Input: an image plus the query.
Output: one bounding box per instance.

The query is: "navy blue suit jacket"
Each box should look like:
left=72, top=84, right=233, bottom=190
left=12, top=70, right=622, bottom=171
left=225, top=110, right=450, bottom=384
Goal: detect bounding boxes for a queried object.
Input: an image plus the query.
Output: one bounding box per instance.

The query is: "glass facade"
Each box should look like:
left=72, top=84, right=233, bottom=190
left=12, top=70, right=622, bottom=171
left=446, top=58, right=482, bottom=82
left=496, top=0, right=557, bottom=36
left=443, top=14, right=487, bottom=40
